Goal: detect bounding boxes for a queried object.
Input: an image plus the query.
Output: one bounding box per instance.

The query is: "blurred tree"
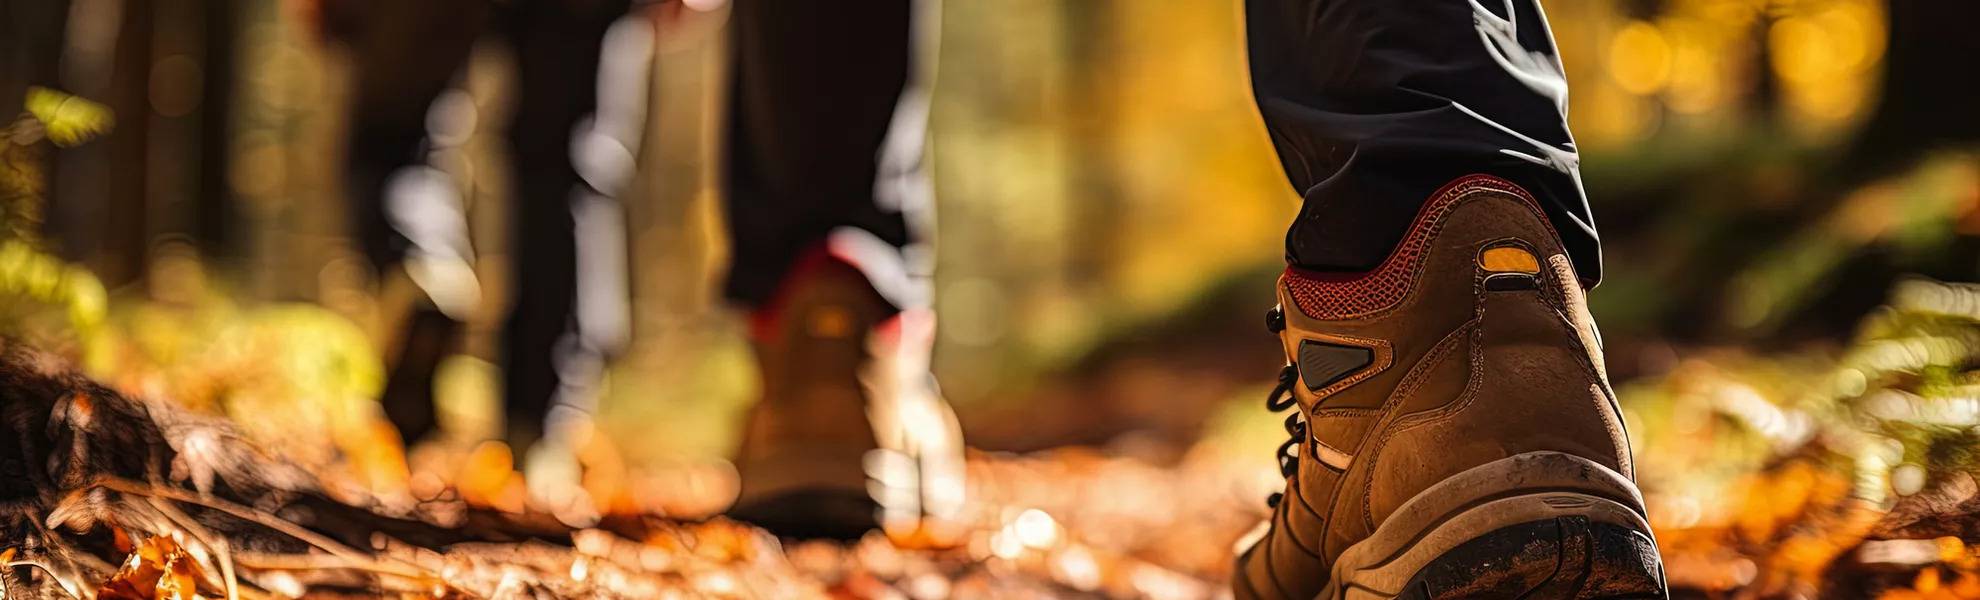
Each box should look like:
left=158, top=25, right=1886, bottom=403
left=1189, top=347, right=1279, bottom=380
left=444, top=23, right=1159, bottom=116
left=1723, top=0, right=1980, bottom=342
left=1836, top=0, right=1980, bottom=184
left=0, top=0, right=71, bottom=119
left=48, top=0, right=153, bottom=289
left=1572, top=0, right=1980, bottom=350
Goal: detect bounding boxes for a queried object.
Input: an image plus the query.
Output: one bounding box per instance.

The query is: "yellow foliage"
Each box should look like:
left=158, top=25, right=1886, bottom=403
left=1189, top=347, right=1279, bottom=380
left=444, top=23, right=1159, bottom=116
left=79, top=259, right=398, bottom=487
left=24, top=87, right=115, bottom=148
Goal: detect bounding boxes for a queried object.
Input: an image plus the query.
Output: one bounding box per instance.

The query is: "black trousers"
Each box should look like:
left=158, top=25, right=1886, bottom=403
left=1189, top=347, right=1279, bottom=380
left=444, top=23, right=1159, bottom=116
left=1246, top=0, right=1598, bottom=280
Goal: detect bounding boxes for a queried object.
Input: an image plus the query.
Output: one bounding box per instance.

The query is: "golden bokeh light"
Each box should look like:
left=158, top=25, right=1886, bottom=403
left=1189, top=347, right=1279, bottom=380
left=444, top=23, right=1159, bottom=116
left=1609, top=20, right=1674, bottom=95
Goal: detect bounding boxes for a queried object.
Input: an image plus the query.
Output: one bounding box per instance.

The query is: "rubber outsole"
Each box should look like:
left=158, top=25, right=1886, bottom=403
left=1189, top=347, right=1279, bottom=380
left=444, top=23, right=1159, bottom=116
left=726, top=488, right=879, bottom=541
left=1393, top=517, right=1666, bottom=600
left=1319, top=453, right=1667, bottom=600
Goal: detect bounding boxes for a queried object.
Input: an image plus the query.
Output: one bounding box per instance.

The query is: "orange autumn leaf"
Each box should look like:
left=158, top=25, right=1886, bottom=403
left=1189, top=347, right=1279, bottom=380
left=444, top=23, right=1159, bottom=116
left=96, top=536, right=204, bottom=600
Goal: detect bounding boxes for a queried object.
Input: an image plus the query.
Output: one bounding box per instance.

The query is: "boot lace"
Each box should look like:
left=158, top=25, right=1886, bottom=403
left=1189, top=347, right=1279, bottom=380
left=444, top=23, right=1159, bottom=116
left=1263, top=306, right=1303, bottom=510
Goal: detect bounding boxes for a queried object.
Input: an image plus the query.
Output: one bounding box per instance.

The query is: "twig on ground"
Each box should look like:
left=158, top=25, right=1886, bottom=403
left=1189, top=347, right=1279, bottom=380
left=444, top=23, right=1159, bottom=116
left=231, top=551, right=418, bottom=577
left=7, top=559, right=86, bottom=600
left=145, top=494, right=239, bottom=600
left=84, top=477, right=431, bottom=581
left=32, top=512, right=119, bottom=577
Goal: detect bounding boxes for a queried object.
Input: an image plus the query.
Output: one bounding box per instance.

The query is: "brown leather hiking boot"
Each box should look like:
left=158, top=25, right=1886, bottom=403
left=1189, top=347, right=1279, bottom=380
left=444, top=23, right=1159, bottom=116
left=729, top=250, right=965, bottom=542
left=1234, top=176, right=1667, bottom=600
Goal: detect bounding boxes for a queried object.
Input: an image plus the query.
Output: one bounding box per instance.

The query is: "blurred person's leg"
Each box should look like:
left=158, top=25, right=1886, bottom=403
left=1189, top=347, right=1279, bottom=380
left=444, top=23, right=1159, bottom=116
left=339, top=0, right=488, bottom=445
left=1234, top=1, right=1663, bottom=599
left=722, top=0, right=913, bottom=305
left=498, top=0, right=631, bottom=466
left=723, top=0, right=962, bottom=542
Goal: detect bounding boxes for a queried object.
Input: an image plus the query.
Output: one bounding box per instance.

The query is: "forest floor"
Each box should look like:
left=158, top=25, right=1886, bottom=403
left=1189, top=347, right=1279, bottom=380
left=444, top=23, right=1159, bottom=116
left=18, top=277, right=1980, bottom=599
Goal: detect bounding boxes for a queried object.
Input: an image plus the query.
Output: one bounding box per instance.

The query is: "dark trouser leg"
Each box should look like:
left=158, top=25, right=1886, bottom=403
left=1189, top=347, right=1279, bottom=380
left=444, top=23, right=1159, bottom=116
left=499, top=0, right=628, bottom=451
left=723, top=0, right=946, bottom=541
left=344, top=0, right=487, bottom=271
left=1246, top=0, right=1602, bottom=282
left=722, top=0, right=918, bottom=309
left=343, top=0, right=485, bottom=443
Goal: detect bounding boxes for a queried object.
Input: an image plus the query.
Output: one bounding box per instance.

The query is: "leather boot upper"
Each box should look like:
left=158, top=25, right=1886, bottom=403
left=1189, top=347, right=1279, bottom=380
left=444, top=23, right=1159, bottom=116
left=1236, top=175, right=1634, bottom=599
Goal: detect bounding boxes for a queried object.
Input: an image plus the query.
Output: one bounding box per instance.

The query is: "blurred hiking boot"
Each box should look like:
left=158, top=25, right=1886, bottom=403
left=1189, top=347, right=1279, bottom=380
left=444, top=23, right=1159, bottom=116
left=729, top=249, right=965, bottom=543
left=1235, top=176, right=1668, bottom=600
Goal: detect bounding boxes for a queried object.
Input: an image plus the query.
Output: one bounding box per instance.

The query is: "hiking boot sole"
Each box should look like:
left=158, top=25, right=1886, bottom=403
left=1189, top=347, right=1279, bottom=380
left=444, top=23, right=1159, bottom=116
left=1321, top=452, right=1668, bottom=600
left=727, top=488, right=880, bottom=541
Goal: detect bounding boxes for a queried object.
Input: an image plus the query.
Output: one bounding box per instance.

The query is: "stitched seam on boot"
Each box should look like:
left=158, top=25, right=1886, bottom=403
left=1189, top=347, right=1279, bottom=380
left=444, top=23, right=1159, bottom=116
left=1552, top=294, right=1631, bottom=480
left=1592, top=383, right=1632, bottom=479
left=1525, top=251, right=1613, bottom=406
left=1387, top=277, right=1598, bottom=435
left=1543, top=253, right=1632, bottom=478
left=1548, top=254, right=1610, bottom=388
left=1342, top=190, right=1572, bottom=530
left=1312, top=406, right=1377, bottom=419
left=1341, top=319, right=1478, bottom=532
left=1294, top=180, right=1563, bottom=540
left=1362, top=281, right=1623, bottom=528
left=1363, top=323, right=1486, bottom=531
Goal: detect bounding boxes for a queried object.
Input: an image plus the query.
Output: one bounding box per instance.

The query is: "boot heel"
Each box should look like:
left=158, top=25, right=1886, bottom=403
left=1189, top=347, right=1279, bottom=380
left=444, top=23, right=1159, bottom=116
left=1321, top=454, right=1666, bottom=600
left=1394, top=516, right=1666, bottom=600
